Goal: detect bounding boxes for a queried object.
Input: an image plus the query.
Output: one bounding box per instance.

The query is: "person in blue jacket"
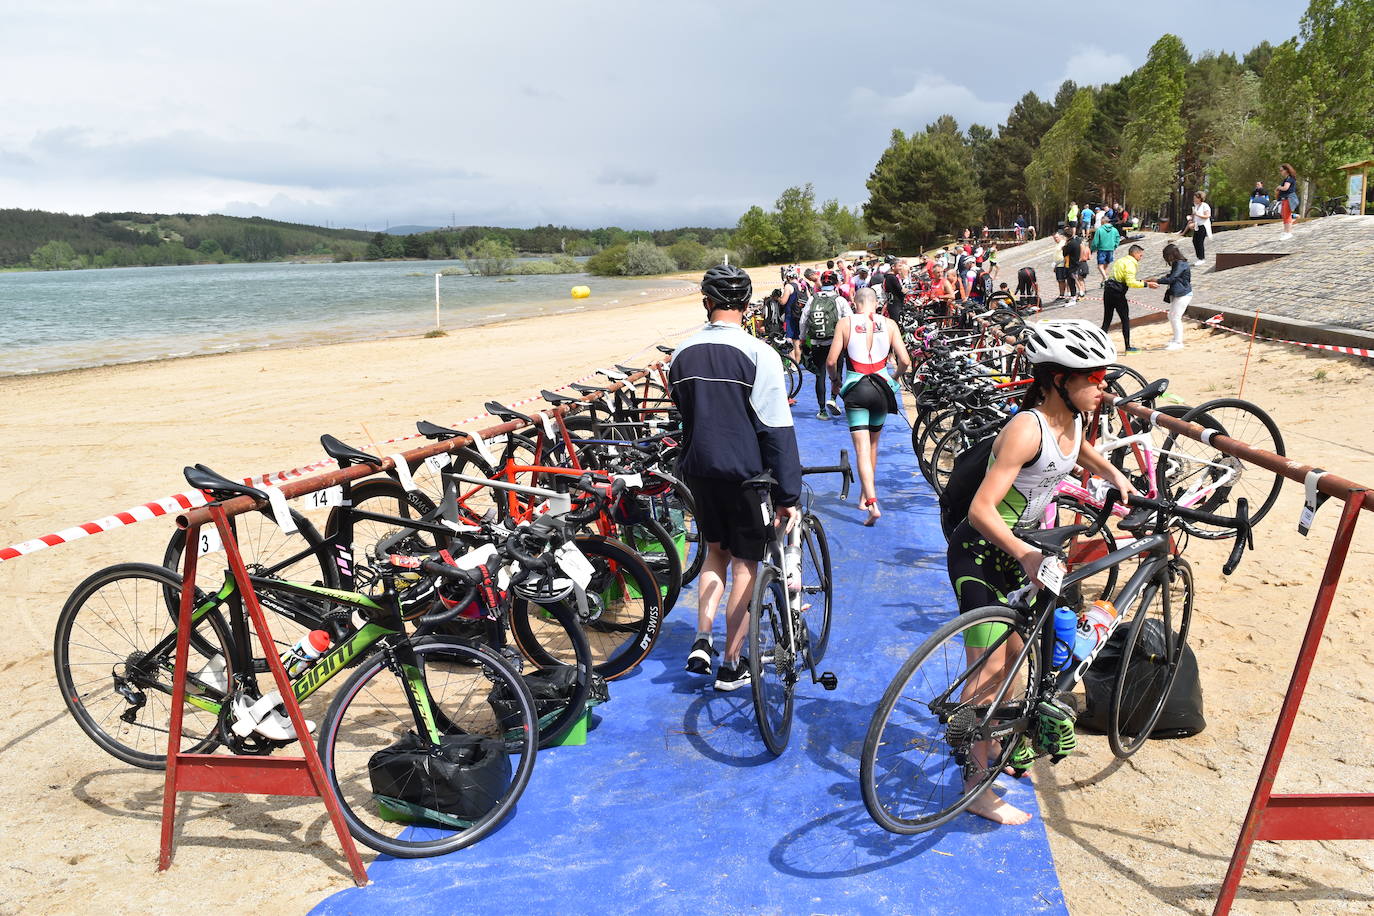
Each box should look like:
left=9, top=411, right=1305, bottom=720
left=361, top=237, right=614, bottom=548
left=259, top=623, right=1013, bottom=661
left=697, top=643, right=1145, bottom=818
left=669, top=265, right=802, bottom=691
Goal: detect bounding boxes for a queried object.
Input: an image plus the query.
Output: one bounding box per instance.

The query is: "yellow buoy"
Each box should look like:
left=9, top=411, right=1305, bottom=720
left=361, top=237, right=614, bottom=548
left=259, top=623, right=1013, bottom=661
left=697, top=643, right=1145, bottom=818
left=570, top=285, right=591, bottom=299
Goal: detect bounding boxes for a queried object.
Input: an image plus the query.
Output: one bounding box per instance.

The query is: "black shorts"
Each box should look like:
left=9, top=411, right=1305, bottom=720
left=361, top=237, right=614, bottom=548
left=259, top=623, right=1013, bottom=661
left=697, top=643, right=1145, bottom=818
left=1076, top=262, right=1090, bottom=278
left=684, top=474, right=769, bottom=562
left=1054, top=266, right=1069, bottom=281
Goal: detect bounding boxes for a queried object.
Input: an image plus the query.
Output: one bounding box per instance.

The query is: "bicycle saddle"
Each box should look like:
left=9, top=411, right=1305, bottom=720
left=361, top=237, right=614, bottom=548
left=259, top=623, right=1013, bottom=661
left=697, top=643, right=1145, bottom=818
left=742, top=470, right=778, bottom=490
left=597, top=368, right=628, bottom=382
left=1115, top=377, right=1169, bottom=406
left=614, top=364, right=641, bottom=376
left=484, top=401, right=535, bottom=425
left=416, top=419, right=461, bottom=440
left=184, top=464, right=267, bottom=504
left=655, top=345, right=675, bottom=355
left=541, top=389, right=581, bottom=407
left=320, top=434, right=382, bottom=468
left=570, top=382, right=610, bottom=395
left=1016, top=523, right=1090, bottom=555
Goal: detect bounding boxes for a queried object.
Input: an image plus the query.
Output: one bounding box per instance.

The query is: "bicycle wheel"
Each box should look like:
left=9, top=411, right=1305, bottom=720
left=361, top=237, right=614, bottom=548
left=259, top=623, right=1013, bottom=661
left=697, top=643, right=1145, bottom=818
left=1157, top=397, right=1285, bottom=538
left=860, top=605, right=1037, bottom=834
left=509, top=534, right=660, bottom=680
left=749, top=567, right=794, bottom=755
left=1304, top=206, right=1325, bottom=219
left=164, top=505, right=340, bottom=594
left=798, top=513, right=833, bottom=665
left=328, top=478, right=441, bottom=569
left=616, top=515, right=683, bottom=614
left=782, top=354, right=802, bottom=399
left=1108, top=557, right=1194, bottom=758
left=656, top=480, right=702, bottom=587
left=55, top=563, right=232, bottom=769
left=317, top=637, right=538, bottom=858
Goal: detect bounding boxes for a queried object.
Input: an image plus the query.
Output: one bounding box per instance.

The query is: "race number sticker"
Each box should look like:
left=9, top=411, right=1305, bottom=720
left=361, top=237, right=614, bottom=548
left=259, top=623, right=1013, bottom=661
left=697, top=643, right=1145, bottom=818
left=1038, top=555, right=1066, bottom=594
left=423, top=452, right=451, bottom=476
left=615, top=473, right=644, bottom=489
left=388, top=454, right=418, bottom=492
left=303, top=485, right=343, bottom=510
left=197, top=525, right=224, bottom=556
left=540, top=411, right=558, bottom=441
left=473, top=435, right=497, bottom=465
left=556, top=542, right=596, bottom=591
left=264, top=485, right=298, bottom=534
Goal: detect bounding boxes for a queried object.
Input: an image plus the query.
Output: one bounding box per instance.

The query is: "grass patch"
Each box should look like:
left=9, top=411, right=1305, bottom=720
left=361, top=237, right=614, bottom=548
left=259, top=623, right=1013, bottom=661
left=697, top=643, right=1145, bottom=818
left=424, top=329, right=448, bottom=338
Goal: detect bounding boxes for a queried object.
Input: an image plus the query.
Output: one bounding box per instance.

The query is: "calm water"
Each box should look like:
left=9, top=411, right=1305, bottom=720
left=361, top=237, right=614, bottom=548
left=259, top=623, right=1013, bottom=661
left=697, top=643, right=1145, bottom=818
left=0, top=259, right=693, bottom=376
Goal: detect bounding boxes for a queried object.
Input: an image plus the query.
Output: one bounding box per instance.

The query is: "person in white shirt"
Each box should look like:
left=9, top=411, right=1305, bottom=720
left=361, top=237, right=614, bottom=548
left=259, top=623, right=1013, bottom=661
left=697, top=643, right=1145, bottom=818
left=1189, top=191, right=1212, bottom=265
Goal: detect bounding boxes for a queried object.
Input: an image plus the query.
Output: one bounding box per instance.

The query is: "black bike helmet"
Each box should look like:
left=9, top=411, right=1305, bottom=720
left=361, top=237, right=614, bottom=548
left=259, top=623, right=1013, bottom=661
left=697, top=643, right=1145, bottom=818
left=700, top=264, right=752, bottom=308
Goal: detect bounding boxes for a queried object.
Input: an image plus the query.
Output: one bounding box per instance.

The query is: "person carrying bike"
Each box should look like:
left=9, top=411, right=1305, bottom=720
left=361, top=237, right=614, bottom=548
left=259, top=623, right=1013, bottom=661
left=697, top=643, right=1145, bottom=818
left=669, top=265, right=802, bottom=691
left=944, top=318, right=1134, bottom=824
left=798, top=270, right=852, bottom=420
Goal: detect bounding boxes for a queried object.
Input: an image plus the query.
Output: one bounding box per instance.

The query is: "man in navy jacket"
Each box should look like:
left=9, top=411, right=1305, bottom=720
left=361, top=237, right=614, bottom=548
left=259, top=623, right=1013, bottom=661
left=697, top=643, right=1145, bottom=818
left=669, top=265, right=802, bottom=691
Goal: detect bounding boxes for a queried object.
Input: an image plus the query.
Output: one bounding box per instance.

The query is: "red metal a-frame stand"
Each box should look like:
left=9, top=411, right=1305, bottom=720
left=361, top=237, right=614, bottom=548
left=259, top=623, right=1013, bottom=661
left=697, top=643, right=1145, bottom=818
left=159, top=500, right=368, bottom=886
left=1213, top=488, right=1374, bottom=914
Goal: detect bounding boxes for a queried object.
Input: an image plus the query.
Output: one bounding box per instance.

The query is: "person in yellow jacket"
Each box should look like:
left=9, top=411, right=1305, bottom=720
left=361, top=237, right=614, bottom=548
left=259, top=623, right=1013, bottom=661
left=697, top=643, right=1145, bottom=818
left=1101, top=244, right=1158, bottom=353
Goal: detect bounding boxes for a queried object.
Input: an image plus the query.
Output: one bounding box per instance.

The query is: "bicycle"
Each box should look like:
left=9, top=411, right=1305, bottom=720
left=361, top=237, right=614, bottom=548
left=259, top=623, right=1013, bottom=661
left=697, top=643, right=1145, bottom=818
left=1304, top=196, right=1349, bottom=219
left=859, top=490, right=1252, bottom=834
left=743, top=452, right=853, bottom=755
left=56, top=465, right=552, bottom=858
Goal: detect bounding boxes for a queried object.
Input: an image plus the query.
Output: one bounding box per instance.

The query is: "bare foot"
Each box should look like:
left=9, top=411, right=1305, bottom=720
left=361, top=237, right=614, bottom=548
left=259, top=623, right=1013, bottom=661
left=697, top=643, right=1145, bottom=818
left=863, top=498, right=881, bottom=527
left=966, top=790, right=1033, bottom=826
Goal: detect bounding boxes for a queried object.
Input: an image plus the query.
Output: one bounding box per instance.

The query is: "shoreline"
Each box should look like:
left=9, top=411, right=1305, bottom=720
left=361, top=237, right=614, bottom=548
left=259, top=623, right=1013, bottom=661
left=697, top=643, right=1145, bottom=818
left=0, top=272, right=700, bottom=381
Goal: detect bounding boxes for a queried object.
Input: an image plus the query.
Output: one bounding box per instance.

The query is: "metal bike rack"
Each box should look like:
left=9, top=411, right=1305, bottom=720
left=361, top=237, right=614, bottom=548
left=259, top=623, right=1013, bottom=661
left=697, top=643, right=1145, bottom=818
left=1106, top=395, right=1374, bottom=916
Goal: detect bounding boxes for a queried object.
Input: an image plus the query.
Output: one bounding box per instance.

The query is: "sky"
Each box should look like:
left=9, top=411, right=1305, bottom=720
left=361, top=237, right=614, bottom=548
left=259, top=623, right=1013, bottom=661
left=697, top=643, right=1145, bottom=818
left=0, top=0, right=1305, bottom=231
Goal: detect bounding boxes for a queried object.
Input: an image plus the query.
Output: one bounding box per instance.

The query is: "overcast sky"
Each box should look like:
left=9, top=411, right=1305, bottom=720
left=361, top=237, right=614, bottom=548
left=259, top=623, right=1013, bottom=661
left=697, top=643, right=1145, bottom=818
left=0, top=0, right=1303, bottom=231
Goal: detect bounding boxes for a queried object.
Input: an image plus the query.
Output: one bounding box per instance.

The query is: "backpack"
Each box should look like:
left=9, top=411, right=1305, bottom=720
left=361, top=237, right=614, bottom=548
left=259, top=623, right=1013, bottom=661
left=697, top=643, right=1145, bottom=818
left=808, top=291, right=841, bottom=341
left=937, top=417, right=1008, bottom=538
left=1080, top=617, right=1206, bottom=738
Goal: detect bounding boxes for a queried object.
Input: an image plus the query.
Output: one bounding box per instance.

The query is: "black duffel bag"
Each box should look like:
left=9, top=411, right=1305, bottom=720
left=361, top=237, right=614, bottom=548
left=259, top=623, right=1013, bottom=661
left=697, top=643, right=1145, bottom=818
left=368, top=731, right=512, bottom=828
left=1080, top=618, right=1205, bottom=738
left=488, top=666, right=609, bottom=731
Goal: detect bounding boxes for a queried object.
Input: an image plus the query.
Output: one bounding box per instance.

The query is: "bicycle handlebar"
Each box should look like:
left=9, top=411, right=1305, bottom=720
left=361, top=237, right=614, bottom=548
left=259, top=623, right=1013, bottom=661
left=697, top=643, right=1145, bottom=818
left=801, top=449, right=853, bottom=502
left=1122, top=492, right=1253, bottom=575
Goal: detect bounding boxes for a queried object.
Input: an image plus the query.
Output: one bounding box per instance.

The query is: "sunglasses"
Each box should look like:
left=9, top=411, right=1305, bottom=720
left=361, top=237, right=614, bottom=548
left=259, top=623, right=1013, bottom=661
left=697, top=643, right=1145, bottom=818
left=1081, top=368, right=1108, bottom=384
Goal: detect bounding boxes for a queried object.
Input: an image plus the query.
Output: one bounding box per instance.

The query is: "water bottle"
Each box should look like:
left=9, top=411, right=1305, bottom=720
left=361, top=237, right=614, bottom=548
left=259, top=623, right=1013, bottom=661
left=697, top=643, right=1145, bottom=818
left=1051, top=607, right=1078, bottom=670
left=281, top=630, right=331, bottom=677
left=1073, top=600, right=1118, bottom=661
left=784, top=541, right=802, bottom=593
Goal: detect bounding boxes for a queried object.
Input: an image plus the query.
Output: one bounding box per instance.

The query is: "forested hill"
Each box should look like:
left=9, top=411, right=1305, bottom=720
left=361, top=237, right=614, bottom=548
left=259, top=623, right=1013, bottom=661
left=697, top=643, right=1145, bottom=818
left=0, top=209, right=374, bottom=269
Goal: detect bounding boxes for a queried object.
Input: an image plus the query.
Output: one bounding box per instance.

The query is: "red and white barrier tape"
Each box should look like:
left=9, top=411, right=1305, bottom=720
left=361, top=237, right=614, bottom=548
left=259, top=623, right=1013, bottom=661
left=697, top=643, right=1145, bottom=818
left=1202, top=314, right=1374, bottom=359
left=0, top=354, right=683, bottom=564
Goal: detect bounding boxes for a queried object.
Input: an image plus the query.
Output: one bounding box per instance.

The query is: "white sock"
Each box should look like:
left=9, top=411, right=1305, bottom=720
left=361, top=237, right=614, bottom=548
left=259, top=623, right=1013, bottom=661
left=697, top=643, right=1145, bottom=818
left=695, top=631, right=713, bottom=646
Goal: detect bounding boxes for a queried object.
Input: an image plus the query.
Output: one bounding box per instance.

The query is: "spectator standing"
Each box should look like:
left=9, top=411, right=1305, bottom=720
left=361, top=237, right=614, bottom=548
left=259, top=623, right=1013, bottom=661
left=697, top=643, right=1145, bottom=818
left=1061, top=226, right=1084, bottom=300
left=1102, top=243, right=1158, bottom=352
left=1188, top=191, right=1212, bottom=266
left=670, top=265, right=801, bottom=689
left=1092, top=218, right=1121, bottom=282
left=1154, top=242, right=1193, bottom=351
left=1277, top=163, right=1300, bottom=239
left=987, top=243, right=1000, bottom=281
left=1066, top=201, right=1079, bottom=227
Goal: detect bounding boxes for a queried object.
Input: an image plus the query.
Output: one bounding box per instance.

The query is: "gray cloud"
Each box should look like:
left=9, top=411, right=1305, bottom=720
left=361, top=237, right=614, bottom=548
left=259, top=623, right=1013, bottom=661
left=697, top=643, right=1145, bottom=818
left=596, top=167, right=657, bottom=187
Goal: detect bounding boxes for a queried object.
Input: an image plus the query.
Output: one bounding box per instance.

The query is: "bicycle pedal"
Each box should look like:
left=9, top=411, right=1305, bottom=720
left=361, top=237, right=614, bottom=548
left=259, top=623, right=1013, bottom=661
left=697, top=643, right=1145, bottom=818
left=818, top=671, right=838, bottom=690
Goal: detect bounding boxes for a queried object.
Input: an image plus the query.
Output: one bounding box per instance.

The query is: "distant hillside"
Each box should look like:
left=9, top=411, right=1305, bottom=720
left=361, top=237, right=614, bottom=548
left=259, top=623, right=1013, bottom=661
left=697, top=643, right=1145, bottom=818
left=383, top=225, right=441, bottom=235
left=0, top=209, right=373, bottom=269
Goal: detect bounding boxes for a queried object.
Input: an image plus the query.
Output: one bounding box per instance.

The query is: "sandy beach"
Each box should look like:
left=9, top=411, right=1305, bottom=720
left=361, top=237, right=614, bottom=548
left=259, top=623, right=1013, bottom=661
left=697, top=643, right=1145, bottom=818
left=2, top=269, right=1372, bottom=914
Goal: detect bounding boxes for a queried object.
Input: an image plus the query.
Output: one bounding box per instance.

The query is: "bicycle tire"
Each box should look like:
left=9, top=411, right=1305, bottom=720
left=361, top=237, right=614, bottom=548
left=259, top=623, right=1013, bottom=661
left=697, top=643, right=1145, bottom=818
left=410, top=445, right=499, bottom=525
left=316, top=636, right=538, bottom=857
left=55, top=562, right=232, bottom=769
left=798, top=513, right=833, bottom=665
left=749, top=567, right=794, bottom=755
left=327, top=477, right=441, bottom=569
left=616, top=514, right=683, bottom=614
left=508, top=534, right=660, bottom=680
left=1108, top=557, right=1194, bottom=758
left=1157, top=397, right=1285, bottom=538
left=860, top=605, right=1037, bottom=834
left=659, top=480, right=702, bottom=587
left=1304, top=206, right=1325, bottom=219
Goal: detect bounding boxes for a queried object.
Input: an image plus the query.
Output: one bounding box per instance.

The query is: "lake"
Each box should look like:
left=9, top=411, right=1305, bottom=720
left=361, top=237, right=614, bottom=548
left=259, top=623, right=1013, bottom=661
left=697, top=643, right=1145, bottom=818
left=0, top=259, right=694, bottom=376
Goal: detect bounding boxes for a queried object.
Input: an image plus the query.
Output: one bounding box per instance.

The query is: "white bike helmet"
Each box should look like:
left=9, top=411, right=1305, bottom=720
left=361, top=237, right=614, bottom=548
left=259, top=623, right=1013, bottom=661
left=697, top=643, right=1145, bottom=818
left=1023, top=319, right=1117, bottom=368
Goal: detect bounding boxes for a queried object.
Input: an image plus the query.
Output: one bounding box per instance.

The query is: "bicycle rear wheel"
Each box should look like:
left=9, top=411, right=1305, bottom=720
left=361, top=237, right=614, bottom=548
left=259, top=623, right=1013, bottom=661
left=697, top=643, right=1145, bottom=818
left=782, top=355, right=802, bottom=399
left=317, top=637, right=538, bottom=858
left=749, top=567, right=794, bottom=755
left=509, top=534, right=660, bottom=679
left=616, top=515, right=683, bottom=614
left=1157, top=398, right=1284, bottom=538
left=860, top=605, right=1037, bottom=834
left=55, top=563, right=232, bottom=769
left=1108, top=557, right=1194, bottom=758
left=797, top=514, right=833, bottom=665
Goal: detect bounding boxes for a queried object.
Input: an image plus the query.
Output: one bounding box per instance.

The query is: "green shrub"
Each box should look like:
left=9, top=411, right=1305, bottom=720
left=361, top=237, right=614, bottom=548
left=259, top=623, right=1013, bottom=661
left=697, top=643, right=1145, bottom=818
left=621, top=240, right=677, bottom=276
left=667, top=238, right=709, bottom=270
left=463, top=238, right=516, bottom=276
left=585, top=243, right=629, bottom=275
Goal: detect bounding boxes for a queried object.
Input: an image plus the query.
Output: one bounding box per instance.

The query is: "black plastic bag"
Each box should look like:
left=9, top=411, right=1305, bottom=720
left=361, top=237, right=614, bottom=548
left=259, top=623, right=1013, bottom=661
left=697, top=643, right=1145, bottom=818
left=1081, top=618, right=1205, bottom=738
left=488, top=666, right=609, bottom=731
left=368, top=731, right=512, bottom=827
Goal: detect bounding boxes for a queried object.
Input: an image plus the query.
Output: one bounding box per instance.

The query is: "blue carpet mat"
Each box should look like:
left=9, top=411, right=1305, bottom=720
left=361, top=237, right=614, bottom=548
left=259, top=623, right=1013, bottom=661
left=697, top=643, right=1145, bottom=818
left=314, top=399, right=1067, bottom=915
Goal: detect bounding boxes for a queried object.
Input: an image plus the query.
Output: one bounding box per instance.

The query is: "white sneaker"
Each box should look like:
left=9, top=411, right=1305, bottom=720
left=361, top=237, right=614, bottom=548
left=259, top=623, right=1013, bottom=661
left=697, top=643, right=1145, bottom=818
left=1279, top=232, right=1293, bottom=240
left=825, top=399, right=841, bottom=417
left=1165, top=342, right=1184, bottom=351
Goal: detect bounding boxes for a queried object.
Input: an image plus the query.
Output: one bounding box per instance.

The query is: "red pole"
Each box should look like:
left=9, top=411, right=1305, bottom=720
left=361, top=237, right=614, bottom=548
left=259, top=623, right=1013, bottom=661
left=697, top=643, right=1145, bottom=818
left=1212, top=489, right=1366, bottom=915
left=159, top=520, right=200, bottom=871
left=1237, top=306, right=1262, bottom=397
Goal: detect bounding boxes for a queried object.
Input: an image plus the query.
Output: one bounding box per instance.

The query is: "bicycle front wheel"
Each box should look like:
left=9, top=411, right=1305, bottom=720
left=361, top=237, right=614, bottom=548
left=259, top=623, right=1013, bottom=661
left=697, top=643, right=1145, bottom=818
left=860, top=605, right=1037, bottom=834
left=1108, top=557, right=1194, bottom=758
left=55, top=563, right=232, bottom=769
left=782, top=355, right=802, bottom=399
left=317, top=637, right=538, bottom=858
left=798, top=513, right=833, bottom=665
left=749, top=567, right=795, bottom=756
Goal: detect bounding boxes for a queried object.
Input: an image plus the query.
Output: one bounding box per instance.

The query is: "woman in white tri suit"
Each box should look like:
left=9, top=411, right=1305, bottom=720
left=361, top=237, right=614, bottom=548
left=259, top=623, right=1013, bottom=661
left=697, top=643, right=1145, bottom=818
left=826, top=287, right=911, bottom=526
